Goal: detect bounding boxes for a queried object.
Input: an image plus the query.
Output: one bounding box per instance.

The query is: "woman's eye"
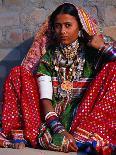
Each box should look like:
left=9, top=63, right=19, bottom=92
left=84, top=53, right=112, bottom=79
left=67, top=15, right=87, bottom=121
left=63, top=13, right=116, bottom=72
left=54, top=24, right=61, bottom=29
left=65, top=23, right=71, bottom=28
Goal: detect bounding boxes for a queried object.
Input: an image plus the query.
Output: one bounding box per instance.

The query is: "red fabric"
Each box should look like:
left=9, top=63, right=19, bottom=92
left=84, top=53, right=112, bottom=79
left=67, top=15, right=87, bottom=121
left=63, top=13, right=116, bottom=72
left=1, top=62, right=116, bottom=151
left=2, top=66, right=41, bottom=147
left=70, top=62, right=116, bottom=145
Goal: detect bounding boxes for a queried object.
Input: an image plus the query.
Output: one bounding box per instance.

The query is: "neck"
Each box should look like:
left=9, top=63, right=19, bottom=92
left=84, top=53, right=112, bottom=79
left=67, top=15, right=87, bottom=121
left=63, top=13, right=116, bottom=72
left=59, top=39, right=79, bottom=60
left=60, top=39, right=79, bottom=48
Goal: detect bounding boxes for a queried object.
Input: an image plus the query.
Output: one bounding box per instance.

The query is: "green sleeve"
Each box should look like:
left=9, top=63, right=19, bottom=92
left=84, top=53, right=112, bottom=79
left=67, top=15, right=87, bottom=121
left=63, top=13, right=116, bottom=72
left=37, top=50, right=53, bottom=77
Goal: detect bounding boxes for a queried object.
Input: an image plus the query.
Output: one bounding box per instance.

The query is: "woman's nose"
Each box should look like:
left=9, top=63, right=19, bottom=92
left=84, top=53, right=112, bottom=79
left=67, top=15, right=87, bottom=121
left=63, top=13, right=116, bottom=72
left=61, top=26, right=66, bottom=34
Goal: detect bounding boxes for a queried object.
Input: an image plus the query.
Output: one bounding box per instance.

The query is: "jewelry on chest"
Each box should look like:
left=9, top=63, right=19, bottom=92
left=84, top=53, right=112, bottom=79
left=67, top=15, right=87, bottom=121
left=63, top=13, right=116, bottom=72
left=53, top=41, right=85, bottom=97
left=54, top=53, right=85, bottom=82
left=61, top=80, right=73, bottom=92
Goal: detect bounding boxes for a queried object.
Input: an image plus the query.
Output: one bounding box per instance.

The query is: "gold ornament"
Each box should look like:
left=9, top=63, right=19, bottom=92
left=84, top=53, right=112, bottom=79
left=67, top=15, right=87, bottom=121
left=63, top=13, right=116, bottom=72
left=61, top=80, right=73, bottom=91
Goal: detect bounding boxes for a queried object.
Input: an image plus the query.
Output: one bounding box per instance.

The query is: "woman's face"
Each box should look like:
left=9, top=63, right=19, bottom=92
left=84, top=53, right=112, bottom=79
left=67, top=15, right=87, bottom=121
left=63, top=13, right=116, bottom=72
left=54, top=14, right=79, bottom=45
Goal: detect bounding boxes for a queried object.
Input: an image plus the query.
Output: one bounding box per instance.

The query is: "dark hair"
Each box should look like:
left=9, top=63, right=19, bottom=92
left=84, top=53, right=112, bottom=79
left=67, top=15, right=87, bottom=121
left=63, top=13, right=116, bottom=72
left=48, top=3, right=91, bottom=45
left=49, top=3, right=83, bottom=30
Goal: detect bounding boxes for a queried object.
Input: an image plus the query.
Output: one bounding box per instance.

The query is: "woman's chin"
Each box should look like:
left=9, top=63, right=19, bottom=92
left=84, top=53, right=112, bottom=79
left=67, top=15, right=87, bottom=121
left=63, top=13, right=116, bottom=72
left=60, top=40, right=70, bottom=45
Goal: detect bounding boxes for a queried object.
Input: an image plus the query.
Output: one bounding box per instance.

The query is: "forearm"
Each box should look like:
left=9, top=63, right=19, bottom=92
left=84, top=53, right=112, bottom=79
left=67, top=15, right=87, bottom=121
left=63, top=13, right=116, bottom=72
left=40, top=99, right=54, bottom=118
left=99, top=43, right=116, bottom=60
left=43, top=101, right=65, bottom=133
left=89, top=35, right=116, bottom=60
left=41, top=99, right=77, bottom=151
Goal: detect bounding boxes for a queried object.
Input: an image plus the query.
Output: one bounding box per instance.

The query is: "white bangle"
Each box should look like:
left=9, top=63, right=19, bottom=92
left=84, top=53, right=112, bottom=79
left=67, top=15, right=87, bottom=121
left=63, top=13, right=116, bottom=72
left=45, top=111, right=58, bottom=121
left=58, top=129, right=66, bottom=134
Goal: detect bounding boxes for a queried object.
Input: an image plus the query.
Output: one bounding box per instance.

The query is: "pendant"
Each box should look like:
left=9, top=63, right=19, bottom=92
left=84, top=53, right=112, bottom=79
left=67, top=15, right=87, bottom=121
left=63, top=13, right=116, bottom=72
left=61, top=80, right=73, bottom=91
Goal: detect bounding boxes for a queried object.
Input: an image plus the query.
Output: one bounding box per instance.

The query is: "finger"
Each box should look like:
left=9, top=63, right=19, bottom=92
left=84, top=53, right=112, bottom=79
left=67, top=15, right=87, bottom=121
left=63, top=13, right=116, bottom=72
left=18, top=142, right=25, bottom=149
left=13, top=142, right=25, bottom=149
left=69, top=140, right=78, bottom=152
left=12, top=143, right=15, bottom=149
left=14, top=143, right=19, bottom=149
left=61, top=142, right=69, bottom=153
left=69, top=143, right=78, bottom=152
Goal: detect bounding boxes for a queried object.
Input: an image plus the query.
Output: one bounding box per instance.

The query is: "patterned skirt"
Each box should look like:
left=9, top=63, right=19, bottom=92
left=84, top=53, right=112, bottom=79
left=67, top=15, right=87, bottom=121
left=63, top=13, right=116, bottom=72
left=38, top=61, right=116, bottom=154
left=71, top=61, right=116, bottom=145
left=0, top=62, right=116, bottom=154
left=2, top=66, right=41, bottom=147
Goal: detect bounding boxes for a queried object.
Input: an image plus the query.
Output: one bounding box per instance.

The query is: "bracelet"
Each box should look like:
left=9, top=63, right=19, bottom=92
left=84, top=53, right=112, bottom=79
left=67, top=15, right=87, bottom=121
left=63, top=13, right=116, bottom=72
left=11, top=130, right=27, bottom=144
left=45, top=111, right=58, bottom=120
left=99, top=44, right=116, bottom=58
left=45, top=112, right=65, bottom=134
left=98, top=44, right=108, bottom=52
left=98, top=45, right=105, bottom=52
left=58, top=129, right=66, bottom=133
left=12, top=139, right=27, bottom=144
left=104, top=45, right=112, bottom=53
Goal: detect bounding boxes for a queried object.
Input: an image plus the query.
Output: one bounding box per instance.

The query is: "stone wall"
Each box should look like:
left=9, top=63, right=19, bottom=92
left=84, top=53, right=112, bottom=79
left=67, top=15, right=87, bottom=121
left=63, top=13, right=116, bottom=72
left=0, top=0, right=116, bottom=100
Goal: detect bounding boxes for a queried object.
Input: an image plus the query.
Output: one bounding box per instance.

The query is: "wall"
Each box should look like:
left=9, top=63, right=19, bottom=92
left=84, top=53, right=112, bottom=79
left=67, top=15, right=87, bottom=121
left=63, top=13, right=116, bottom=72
left=0, top=0, right=116, bottom=100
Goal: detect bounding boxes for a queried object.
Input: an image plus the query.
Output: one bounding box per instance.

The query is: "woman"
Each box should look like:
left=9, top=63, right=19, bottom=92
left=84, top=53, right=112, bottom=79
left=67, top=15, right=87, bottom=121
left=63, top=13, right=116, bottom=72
left=0, top=3, right=116, bottom=154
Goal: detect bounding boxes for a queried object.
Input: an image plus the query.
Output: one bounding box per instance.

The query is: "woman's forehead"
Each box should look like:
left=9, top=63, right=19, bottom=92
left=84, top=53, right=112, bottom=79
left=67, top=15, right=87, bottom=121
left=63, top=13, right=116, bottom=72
left=54, top=14, right=78, bottom=23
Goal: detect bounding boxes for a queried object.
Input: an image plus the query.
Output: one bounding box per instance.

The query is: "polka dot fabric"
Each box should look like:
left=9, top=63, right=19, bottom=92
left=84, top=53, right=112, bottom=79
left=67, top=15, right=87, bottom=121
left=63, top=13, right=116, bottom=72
left=70, top=62, right=116, bottom=145
left=2, top=66, right=41, bottom=147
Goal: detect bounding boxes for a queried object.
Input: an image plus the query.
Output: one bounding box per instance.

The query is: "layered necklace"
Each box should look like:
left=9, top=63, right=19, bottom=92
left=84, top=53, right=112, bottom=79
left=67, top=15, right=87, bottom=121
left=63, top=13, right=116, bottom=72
left=53, top=39, right=85, bottom=109
left=60, top=39, right=79, bottom=60
left=53, top=40, right=86, bottom=97
left=54, top=39, right=85, bottom=81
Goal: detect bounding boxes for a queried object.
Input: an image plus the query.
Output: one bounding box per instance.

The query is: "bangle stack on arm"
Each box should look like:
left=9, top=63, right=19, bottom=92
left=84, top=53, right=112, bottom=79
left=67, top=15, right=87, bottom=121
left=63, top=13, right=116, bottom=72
left=11, top=130, right=27, bottom=144
left=99, top=43, right=116, bottom=59
left=45, top=112, right=65, bottom=134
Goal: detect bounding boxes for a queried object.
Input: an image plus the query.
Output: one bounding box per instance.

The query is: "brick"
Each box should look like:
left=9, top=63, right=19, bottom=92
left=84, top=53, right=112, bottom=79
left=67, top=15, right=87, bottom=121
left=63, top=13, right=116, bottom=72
left=22, top=28, right=34, bottom=41
left=84, top=0, right=115, bottom=6
left=104, top=6, right=116, bottom=26
left=29, top=0, right=45, bottom=8
left=0, top=11, right=20, bottom=27
left=0, top=48, right=21, bottom=61
left=103, top=26, right=116, bottom=40
left=44, top=0, right=63, bottom=10
left=5, top=27, right=23, bottom=44
left=60, top=0, right=81, bottom=6
left=4, top=0, right=28, bottom=7
left=2, top=1, right=29, bottom=12
left=20, top=8, right=47, bottom=27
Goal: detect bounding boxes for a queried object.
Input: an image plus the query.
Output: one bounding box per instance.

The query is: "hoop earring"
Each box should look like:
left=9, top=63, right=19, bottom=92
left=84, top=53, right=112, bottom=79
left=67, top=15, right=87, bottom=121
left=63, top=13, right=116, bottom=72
left=78, top=30, right=82, bottom=37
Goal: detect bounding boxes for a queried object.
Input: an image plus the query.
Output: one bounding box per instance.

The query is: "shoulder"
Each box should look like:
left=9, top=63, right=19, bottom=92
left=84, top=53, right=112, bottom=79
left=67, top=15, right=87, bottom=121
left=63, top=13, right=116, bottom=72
left=40, top=45, right=56, bottom=63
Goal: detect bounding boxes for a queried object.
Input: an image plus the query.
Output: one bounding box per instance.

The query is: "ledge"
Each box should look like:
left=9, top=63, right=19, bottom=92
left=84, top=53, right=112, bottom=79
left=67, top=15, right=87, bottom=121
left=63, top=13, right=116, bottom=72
left=0, top=148, right=83, bottom=155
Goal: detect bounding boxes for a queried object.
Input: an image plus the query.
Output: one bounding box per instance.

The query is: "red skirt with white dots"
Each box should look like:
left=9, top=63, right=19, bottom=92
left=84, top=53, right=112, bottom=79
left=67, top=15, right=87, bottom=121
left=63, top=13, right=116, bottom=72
left=71, top=61, right=116, bottom=147
left=2, top=66, right=41, bottom=147
left=1, top=61, right=116, bottom=152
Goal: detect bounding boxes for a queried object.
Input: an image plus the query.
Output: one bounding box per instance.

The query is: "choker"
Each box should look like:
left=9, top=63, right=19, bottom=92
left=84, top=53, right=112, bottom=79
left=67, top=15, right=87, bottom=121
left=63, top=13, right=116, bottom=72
left=59, top=39, right=79, bottom=60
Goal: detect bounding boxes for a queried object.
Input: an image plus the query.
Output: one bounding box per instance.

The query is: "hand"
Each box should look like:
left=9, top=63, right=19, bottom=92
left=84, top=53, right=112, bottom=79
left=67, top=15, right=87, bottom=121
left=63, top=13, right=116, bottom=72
left=60, top=130, right=78, bottom=152
left=88, top=35, right=105, bottom=50
left=12, top=142, right=25, bottom=149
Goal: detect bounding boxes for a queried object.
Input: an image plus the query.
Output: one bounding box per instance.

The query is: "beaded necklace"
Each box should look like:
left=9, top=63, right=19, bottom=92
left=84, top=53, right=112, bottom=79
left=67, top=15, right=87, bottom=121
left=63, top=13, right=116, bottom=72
left=53, top=40, right=85, bottom=109
left=54, top=39, right=85, bottom=82
left=60, top=39, right=79, bottom=60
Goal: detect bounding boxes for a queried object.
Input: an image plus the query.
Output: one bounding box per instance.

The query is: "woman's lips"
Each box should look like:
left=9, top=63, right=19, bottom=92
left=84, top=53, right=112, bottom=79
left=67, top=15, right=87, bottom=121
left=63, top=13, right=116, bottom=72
left=60, top=36, right=68, bottom=40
